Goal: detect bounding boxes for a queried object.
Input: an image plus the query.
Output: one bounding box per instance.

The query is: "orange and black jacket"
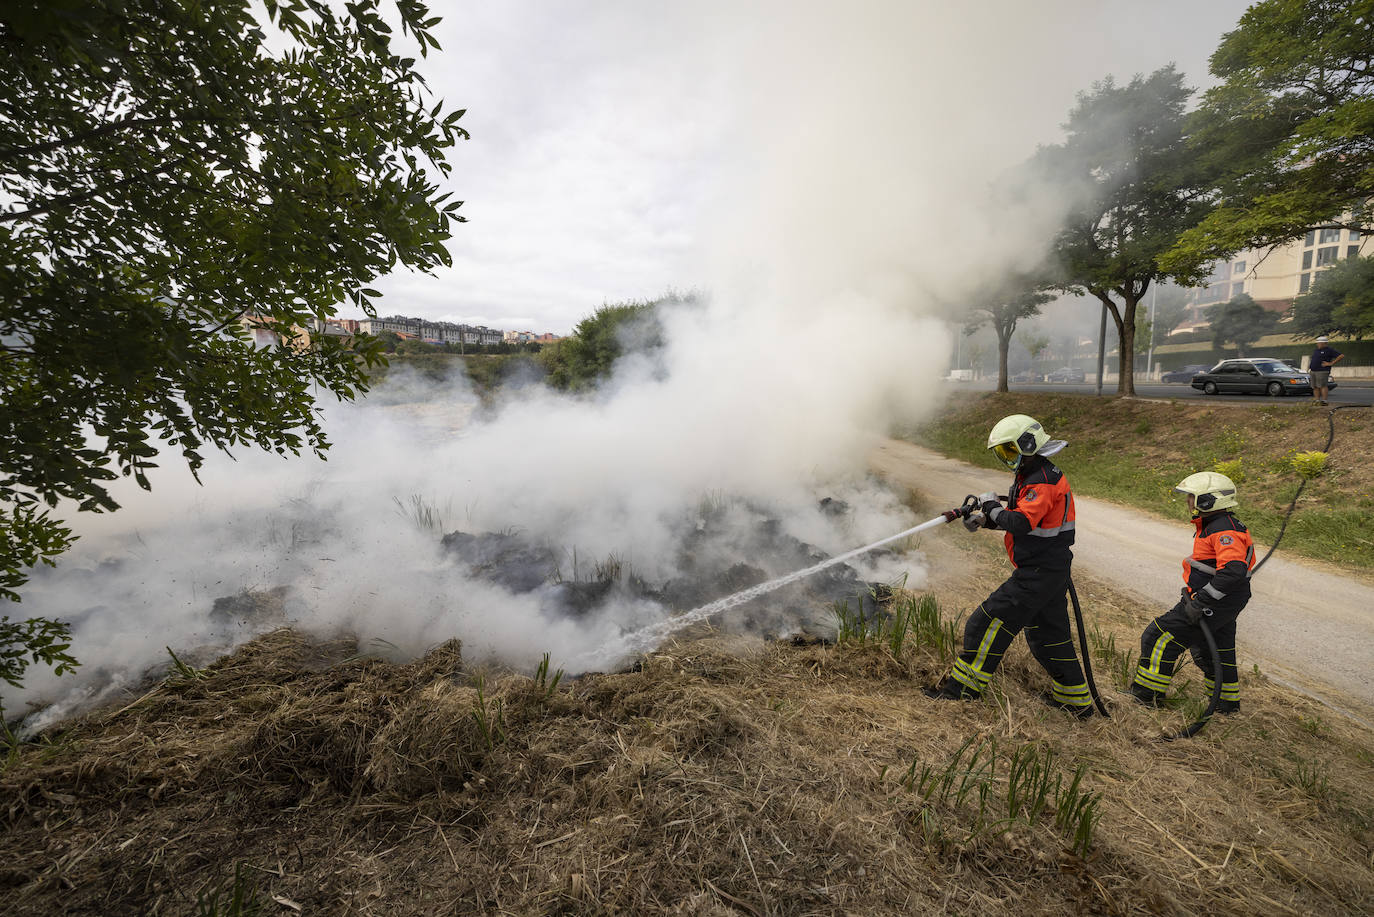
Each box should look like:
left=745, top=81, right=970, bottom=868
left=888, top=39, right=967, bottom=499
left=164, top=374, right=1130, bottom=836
left=985, top=456, right=1075, bottom=570
left=1182, top=511, right=1254, bottom=614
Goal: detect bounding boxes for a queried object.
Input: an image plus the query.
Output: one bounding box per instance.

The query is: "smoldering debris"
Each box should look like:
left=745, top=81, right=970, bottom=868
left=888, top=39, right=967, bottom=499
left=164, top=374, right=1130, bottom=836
left=440, top=496, right=902, bottom=643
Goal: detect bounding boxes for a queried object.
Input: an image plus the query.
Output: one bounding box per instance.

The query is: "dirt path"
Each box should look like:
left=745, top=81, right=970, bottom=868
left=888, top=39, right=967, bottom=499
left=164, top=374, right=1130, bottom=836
left=872, top=438, right=1374, bottom=727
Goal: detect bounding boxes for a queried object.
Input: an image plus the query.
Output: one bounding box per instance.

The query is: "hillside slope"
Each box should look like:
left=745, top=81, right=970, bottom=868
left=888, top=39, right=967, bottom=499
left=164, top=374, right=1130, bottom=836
left=3, top=530, right=1372, bottom=916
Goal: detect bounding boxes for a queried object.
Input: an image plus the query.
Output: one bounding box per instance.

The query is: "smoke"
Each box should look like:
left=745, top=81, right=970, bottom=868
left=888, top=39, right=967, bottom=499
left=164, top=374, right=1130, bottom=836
left=4, top=1, right=1246, bottom=727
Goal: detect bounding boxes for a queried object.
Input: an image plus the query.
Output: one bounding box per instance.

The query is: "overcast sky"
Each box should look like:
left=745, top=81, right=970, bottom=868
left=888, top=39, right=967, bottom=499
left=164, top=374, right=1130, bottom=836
left=367, top=1, right=1254, bottom=335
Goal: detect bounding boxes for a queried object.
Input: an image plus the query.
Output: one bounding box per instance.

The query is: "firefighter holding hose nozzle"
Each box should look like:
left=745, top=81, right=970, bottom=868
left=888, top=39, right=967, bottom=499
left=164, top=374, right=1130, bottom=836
left=927, top=414, right=1096, bottom=719
left=1131, top=472, right=1253, bottom=713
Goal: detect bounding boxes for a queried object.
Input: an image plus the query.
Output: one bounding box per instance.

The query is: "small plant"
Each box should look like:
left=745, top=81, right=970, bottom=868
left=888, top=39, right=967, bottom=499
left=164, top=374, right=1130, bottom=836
left=1289, top=760, right=1332, bottom=801
left=1006, top=743, right=1057, bottom=825
left=1133, top=418, right=1153, bottom=435
left=1213, top=458, right=1245, bottom=484
left=1088, top=625, right=1135, bottom=689
left=1288, top=450, right=1328, bottom=479
left=1217, top=426, right=1246, bottom=454
left=195, top=862, right=265, bottom=917
left=593, top=554, right=625, bottom=583
left=392, top=494, right=448, bottom=534
left=533, top=652, right=564, bottom=700
left=166, top=646, right=206, bottom=681
left=471, top=674, right=506, bottom=750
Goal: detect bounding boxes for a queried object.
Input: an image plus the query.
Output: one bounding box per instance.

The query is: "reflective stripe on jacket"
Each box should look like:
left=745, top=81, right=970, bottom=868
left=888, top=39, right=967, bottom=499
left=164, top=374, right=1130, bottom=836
left=995, top=458, right=1075, bottom=569
left=1181, top=511, right=1254, bottom=613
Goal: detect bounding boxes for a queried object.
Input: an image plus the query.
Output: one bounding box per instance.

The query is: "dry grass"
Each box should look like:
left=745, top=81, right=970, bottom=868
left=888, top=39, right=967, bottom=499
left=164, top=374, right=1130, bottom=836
left=3, top=523, right=1373, bottom=917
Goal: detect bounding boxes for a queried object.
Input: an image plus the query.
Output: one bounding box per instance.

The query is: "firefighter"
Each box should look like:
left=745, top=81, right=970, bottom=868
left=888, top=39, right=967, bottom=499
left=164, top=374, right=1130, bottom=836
left=1131, top=472, right=1252, bottom=712
left=926, top=414, right=1094, bottom=718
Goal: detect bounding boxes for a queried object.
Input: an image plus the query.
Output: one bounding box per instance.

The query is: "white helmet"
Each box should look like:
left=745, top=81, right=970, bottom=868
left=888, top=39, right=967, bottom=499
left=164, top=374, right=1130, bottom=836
left=987, top=414, right=1054, bottom=469
left=1175, top=471, right=1238, bottom=517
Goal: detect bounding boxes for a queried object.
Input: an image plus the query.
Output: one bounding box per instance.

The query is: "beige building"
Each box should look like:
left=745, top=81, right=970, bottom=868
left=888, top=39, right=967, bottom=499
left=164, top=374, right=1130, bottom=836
left=1182, top=223, right=1370, bottom=330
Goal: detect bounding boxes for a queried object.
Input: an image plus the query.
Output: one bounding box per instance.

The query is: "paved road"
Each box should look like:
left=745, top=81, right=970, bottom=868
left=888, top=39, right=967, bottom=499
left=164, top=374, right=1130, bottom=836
left=954, top=379, right=1374, bottom=406
left=871, top=439, right=1374, bottom=727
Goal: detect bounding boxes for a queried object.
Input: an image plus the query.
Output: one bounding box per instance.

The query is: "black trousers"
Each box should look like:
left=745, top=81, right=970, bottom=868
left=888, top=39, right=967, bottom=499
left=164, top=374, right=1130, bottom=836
left=1133, top=600, right=1240, bottom=701
left=950, top=564, right=1090, bottom=707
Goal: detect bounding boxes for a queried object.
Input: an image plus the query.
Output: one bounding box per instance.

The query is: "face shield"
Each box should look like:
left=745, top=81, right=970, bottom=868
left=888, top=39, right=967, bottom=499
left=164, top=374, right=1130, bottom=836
left=992, top=442, right=1021, bottom=468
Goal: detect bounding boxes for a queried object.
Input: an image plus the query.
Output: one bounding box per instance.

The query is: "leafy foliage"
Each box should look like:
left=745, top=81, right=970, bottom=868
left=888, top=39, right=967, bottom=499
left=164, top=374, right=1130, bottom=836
left=1208, top=294, right=1277, bottom=355
left=1166, top=0, right=1374, bottom=267
left=0, top=0, right=465, bottom=683
left=0, top=615, right=77, bottom=694
left=1040, top=67, right=1218, bottom=395
left=538, top=294, right=691, bottom=391
left=1291, top=255, right=1374, bottom=340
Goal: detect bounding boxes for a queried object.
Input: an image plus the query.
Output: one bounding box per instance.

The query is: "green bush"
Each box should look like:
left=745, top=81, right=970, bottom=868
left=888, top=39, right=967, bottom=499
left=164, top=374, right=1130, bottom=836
left=1288, top=451, right=1328, bottom=479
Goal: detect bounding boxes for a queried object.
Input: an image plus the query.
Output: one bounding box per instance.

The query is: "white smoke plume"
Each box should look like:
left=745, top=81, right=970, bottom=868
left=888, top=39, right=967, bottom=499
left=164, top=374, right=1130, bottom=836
left=4, top=0, right=1246, bottom=727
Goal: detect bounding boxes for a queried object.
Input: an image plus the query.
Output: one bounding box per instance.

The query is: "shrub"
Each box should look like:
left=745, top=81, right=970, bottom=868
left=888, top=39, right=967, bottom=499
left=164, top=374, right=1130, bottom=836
left=1213, top=458, right=1245, bottom=484
left=1288, top=451, right=1328, bottom=479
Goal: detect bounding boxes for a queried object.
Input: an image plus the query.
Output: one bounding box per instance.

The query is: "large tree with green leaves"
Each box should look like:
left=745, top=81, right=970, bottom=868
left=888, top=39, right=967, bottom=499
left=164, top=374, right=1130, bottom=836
left=1042, top=66, right=1218, bottom=396
left=0, top=0, right=465, bottom=688
left=964, top=278, right=1054, bottom=393
left=1165, top=0, right=1374, bottom=269
left=1291, top=255, right=1374, bottom=340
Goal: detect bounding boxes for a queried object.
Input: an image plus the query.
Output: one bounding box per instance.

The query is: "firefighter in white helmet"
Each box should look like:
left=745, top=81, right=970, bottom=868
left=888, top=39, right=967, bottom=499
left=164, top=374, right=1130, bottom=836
left=927, top=414, right=1095, bottom=718
left=1130, top=471, right=1254, bottom=712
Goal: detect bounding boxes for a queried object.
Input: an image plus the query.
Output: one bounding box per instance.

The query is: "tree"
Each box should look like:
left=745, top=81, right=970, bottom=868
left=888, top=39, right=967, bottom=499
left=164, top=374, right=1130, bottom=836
left=964, top=279, right=1054, bottom=393
left=1291, top=255, right=1374, bottom=340
left=1042, top=67, right=1218, bottom=395
left=1022, top=332, right=1051, bottom=375
left=1166, top=0, right=1374, bottom=268
left=1209, top=294, right=1277, bottom=356
left=1, top=0, right=466, bottom=687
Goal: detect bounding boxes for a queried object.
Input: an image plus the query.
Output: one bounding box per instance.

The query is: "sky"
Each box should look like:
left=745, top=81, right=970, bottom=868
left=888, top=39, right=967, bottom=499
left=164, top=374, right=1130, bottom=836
left=368, top=0, right=1255, bottom=334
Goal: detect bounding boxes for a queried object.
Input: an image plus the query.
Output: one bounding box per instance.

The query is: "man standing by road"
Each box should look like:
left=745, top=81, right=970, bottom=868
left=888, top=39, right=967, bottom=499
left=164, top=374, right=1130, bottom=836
left=925, top=414, right=1095, bottom=718
left=1310, top=335, right=1344, bottom=405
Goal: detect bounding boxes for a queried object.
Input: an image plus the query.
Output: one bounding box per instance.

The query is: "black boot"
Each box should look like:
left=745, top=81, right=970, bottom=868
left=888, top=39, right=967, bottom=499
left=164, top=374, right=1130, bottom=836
left=924, top=678, right=979, bottom=701
left=1216, top=698, right=1241, bottom=715
left=1039, top=691, right=1096, bottom=719
left=1130, top=683, right=1166, bottom=707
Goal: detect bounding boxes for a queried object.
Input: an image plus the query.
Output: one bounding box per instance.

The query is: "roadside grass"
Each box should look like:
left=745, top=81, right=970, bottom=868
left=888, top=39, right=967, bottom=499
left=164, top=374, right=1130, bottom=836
left=908, top=393, right=1374, bottom=572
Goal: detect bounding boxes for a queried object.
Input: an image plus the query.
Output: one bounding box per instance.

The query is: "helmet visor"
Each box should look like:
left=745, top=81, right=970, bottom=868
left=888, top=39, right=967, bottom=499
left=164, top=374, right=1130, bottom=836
left=992, top=442, right=1020, bottom=467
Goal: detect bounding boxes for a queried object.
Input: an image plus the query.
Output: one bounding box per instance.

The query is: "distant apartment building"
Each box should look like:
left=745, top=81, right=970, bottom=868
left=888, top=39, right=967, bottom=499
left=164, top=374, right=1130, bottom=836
left=355, top=315, right=503, bottom=346
left=1182, top=222, right=1370, bottom=330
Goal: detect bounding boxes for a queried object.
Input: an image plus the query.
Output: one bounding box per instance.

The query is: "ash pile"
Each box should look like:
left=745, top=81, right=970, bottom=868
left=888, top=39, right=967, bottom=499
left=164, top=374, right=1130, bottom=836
left=440, top=497, right=899, bottom=641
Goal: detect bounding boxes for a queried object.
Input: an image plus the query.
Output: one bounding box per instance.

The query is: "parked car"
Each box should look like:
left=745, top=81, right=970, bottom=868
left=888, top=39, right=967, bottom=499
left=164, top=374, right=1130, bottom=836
left=1045, top=366, right=1086, bottom=383
left=1010, top=370, right=1040, bottom=383
left=1161, top=363, right=1212, bottom=384
left=1189, top=357, right=1332, bottom=397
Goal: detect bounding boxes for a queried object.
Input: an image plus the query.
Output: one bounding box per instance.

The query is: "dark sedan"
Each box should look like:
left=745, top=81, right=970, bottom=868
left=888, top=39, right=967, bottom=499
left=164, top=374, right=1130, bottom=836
left=1045, top=366, right=1086, bottom=383
left=1161, top=363, right=1212, bottom=383
left=1190, top=358, right=1325, bottom=397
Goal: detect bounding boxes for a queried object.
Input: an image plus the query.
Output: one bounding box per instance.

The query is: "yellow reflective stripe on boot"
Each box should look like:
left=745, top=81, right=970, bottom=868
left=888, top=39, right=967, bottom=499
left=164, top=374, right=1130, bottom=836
left=951, top=614, right=1005, bottom=692
left=1052, top=681, right=1091, bottom=706
left=1204, top=678, right=1241, bottom=701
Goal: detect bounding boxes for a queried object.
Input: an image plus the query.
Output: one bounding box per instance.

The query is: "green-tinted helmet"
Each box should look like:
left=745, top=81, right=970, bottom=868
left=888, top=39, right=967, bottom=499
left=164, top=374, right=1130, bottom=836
left=987, top=414, right=1049, bottom=469
left=1175, top=471, right=1238, bottom=517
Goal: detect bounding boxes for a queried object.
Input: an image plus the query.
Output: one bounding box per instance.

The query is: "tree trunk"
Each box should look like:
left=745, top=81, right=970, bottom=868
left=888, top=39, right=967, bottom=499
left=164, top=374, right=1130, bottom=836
left=996, top=326, right=1011, bottom=393
left=1118, top=293, right=1139, bottom=396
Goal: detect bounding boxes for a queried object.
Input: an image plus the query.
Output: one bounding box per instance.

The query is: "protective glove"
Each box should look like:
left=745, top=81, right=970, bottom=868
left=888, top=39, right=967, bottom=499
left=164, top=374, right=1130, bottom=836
left=978, top=491, right=1002, bottom=516
left=1180, top=587, right=1211, bottom=625
left=962, top=511, right=985, bottom=533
